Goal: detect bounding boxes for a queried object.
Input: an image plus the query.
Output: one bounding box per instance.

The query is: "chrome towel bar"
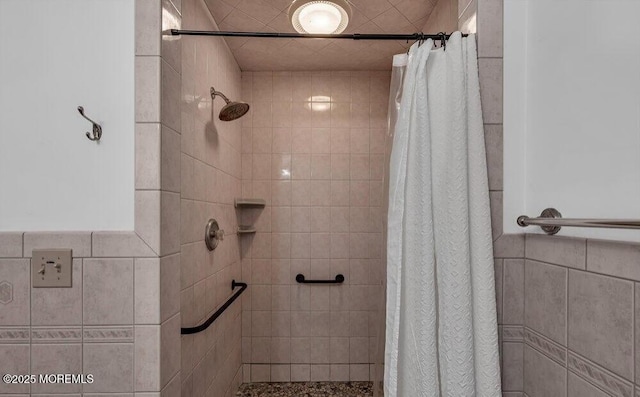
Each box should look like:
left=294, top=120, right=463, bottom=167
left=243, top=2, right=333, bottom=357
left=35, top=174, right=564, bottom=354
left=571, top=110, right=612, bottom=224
left=517, top=208, right=640, bottom=235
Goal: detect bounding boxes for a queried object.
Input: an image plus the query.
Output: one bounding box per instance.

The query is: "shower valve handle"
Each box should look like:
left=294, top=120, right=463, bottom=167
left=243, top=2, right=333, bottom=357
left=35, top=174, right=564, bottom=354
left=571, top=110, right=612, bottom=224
left=205, top=219, right=224, bottom=251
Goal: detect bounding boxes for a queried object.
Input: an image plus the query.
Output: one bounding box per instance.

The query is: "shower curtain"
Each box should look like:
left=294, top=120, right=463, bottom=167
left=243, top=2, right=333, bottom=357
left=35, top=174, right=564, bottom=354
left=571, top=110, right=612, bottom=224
left=372, top=53, right=408, bottom=397
left=384, top=32, right=502, bottom=396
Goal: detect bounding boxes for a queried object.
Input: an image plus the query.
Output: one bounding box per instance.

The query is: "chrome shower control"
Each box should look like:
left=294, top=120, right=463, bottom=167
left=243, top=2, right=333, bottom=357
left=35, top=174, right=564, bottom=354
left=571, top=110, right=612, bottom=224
left=205, top=219, right=225, bottom=251
left=214, top=229, right=224, bottom=241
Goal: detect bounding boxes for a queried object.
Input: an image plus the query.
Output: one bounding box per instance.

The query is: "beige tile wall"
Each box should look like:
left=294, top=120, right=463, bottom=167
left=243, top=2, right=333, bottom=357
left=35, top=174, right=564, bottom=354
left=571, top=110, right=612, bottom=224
left=238, top=70, right=389, bottom=383
left=0, top=232, right=181, bottom=396
left=520, top=235, right=640, bottom=397
left=178, top=0, right=244, bottom=396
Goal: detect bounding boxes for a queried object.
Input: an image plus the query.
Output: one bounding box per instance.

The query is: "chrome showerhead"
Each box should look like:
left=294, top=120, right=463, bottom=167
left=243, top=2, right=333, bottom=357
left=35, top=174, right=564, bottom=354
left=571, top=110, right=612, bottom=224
left=210, top=87, right=250, bottom=121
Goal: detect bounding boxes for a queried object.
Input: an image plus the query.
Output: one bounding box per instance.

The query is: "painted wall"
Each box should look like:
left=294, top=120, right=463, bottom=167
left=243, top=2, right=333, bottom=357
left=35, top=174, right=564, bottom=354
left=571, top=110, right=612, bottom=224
left=503, top=0, right=640, bottom=241
left=0, top=0, right=135, bottom=231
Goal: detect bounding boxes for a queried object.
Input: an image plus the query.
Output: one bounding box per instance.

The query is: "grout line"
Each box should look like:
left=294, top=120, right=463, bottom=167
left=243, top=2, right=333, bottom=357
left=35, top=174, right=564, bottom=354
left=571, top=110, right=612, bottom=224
left=520, top=252, right=527, bottom=392
left=566, top=265, right=570, bottom=395
left=29, top=247, right=32, bottom=395
left=522, top=236, right=527, bottom=394
left=81, top=257, right=84, bottom=394
left=633, top=281, right=636, bottom=387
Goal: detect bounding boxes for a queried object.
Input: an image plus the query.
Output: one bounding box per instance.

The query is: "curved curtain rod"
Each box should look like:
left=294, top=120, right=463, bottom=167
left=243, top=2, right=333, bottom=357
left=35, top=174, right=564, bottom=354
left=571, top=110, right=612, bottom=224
left=170, top=29, right=469, bottom=40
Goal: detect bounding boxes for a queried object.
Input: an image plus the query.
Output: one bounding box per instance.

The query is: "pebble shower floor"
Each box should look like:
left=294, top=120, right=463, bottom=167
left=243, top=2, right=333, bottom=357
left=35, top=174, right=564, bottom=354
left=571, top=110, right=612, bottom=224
left=236, top=382, right=373, bottom=396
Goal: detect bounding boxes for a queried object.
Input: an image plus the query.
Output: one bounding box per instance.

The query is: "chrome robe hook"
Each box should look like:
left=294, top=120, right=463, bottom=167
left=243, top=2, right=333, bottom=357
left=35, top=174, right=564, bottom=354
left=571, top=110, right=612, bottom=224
left=77, top=106, right=103, bottom=141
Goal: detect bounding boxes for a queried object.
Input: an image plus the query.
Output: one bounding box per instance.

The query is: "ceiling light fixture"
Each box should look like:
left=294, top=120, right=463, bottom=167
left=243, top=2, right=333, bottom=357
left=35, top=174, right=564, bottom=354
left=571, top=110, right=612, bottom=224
left=289, top=0, right=351, bottom=35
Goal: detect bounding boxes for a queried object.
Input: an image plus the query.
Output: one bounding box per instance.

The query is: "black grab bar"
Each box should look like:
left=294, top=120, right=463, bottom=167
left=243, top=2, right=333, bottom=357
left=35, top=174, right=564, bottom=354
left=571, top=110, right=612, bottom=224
left=181, top=280, right=247, bottom=335
left=295, top=274, right=345, bottom=284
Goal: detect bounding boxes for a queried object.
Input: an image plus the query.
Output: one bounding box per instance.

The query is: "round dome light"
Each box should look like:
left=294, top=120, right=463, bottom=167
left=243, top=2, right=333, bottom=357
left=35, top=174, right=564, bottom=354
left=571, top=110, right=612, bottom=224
left=289, top=0, right=351, bottom=34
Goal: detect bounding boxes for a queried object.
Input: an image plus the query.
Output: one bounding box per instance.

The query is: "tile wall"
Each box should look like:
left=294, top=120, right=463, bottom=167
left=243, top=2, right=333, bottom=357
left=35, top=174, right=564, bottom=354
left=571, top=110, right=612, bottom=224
left=512, top=235, right=640, bottom=397
left=238, top=70, right=390, bottom=383
left=0, top=232, right=181, bottom=396
left=179, top=0, right=244, bottom=396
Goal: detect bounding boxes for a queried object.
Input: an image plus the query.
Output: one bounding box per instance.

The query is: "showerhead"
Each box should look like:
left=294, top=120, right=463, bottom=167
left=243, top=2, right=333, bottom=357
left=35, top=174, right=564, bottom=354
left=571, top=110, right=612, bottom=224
left=220, top=101, right=250, bottom=121
left=210, top=87, right=250, bottom=121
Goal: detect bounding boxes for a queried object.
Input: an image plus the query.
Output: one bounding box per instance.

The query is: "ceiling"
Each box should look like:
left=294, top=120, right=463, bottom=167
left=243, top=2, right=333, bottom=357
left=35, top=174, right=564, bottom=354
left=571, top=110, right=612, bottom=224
left=203, top=0, right=437, bottom=70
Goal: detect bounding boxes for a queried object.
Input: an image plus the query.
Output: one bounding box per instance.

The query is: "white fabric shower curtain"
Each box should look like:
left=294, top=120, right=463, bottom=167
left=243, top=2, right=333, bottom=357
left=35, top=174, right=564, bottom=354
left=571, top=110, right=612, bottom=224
left=384, top=32, right=502, bottom=397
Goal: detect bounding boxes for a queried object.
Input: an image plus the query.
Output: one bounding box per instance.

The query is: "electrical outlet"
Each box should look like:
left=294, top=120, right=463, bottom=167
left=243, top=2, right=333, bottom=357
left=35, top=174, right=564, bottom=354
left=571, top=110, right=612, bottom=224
left=31, top=249, right=72, bottom=288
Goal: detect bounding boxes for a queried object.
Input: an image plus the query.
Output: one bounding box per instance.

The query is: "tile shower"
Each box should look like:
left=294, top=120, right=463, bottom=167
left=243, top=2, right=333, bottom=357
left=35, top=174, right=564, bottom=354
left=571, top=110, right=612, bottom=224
left=238, top=70, right=389, bottom=383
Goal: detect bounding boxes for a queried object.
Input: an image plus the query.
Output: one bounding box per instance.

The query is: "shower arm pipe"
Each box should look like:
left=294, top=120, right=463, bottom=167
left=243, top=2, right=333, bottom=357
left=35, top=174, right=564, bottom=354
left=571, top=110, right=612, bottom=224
left=517, top=208, right=640, bottom=235
left=170, top=29, right=468, bottom=41
left=210, top=87, right=230, bottom=104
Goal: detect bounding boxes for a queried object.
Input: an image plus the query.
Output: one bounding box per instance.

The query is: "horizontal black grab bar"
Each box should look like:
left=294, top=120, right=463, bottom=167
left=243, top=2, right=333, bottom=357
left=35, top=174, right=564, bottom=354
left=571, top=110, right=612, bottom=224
left=295, top=274, right=345, bottom=284
left=181, top=280, right=247, bottom=335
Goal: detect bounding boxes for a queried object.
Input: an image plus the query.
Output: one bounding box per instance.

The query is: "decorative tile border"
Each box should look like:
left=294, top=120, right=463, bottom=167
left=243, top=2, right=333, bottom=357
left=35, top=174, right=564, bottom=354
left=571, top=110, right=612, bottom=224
left=523, top=327, right=566, bottom=366
left=0, top=327, right=29, bottom=343
left=31, top=327, right=82, bottom=343
left=32, top=395, right=82, bottom=397
left=502, top=325, right=524, bottom=342
left=567, top=351, right=633, bottom=397
left=83, top=326, right=134, bottom=343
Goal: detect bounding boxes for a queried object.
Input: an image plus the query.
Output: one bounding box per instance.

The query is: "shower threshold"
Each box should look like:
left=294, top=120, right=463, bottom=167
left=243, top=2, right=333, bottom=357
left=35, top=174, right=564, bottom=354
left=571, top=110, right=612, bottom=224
left=237, top=381, right=373, bottom=396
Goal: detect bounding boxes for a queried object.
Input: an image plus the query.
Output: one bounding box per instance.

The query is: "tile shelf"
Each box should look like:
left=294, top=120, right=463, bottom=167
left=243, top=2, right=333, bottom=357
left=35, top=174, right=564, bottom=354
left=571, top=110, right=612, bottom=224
left=237, top=226, right=257, bottom=234
left=234, top=198, right=266, bottom=208
left=235, top=198, right=264, bottom=236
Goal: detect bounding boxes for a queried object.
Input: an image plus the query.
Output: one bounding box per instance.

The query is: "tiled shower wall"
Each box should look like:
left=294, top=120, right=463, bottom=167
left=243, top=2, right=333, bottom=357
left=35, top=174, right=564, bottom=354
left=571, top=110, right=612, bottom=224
left=238, top=71, right=389, bottom=383
left=179, top=0, right=244, bottom=395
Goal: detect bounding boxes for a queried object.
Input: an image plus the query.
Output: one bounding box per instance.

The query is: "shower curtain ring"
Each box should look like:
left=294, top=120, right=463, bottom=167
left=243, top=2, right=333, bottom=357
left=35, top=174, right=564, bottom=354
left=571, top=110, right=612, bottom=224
left=440, top=32, right=447, bottom=51
left=417, top=32, right=425, bottom=47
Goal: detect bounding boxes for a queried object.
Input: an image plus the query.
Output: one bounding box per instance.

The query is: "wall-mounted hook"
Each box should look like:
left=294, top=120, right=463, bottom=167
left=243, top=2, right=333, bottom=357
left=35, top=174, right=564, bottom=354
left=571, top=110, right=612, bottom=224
left=77, top=106, right=102, bottom=141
